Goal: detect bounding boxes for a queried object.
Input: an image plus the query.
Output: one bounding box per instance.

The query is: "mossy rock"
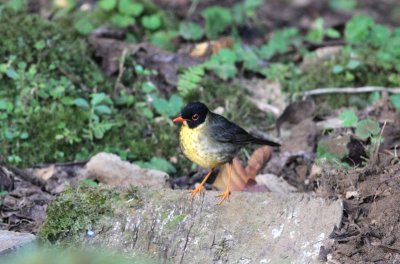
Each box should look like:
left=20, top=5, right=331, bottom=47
left=39, top=185, right=120, bottom=243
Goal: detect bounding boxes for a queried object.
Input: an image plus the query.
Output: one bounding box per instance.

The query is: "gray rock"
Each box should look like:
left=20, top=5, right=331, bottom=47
left=84, top=152, right=169, bottom=187
left=82, top=189, right=342, bottom=264
left=256, top=173, right=297, bottom=194
left=0, top=230, right=36, bottom=255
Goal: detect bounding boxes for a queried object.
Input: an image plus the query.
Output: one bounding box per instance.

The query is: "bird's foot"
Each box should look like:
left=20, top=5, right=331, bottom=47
left=189, top=184, right=204, bottom=199
left=216, top=189, right=231, bottom=205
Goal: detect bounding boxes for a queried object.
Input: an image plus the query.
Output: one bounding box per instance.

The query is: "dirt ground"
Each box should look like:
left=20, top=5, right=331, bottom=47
left=317, top=154, right=400, bottom=263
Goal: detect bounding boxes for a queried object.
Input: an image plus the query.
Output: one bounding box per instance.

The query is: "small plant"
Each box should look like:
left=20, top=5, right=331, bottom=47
left=316, top=109, right=381, bottom=165
left=177, top=65, right=205, bottom=98
left=306, top=18, right=340, bottom=43
left=204, top=48, right=237, bottom=80
left=179, top=21, right=204, bottom=41
left=73, top=93, right=116, bottom=140
left=202, top=6, right=232, bottom=39
left=389, top=94, right=400, bottom=111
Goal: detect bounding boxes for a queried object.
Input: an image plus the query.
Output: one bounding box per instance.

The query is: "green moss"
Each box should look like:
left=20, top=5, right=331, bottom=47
left=0, top=11, right=104, bottom=90
left=39, top=185, right=119, bottom=242
left=165, top=214, right=186, bottom=230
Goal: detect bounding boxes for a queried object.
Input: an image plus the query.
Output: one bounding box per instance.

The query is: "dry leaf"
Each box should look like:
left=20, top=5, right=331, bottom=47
left=245, top=146, right=272, bottom=179
left=32, top=165, right=56, bottom=181
left=213, top=146, right=272, bottom=191
left=190, top=37, right=233, bottom=57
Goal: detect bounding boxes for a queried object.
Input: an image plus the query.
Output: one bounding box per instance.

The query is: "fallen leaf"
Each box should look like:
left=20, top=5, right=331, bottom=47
left=213, top=146, right=272, bottom=191
left=31, top=165, right=55, bottom=181
left=245, top=146, right=272, bottom=179
left=190, top=37, right=233, bottom=57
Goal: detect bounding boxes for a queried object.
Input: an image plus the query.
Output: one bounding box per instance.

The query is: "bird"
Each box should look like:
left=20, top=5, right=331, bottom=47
left=173, top=102, right=280, bottom=204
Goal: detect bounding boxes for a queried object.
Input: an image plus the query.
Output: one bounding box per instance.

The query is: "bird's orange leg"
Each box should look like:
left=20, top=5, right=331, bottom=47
left=216, top=162, right=232, bottom=205
left=190, top=167, right=215, bottom=199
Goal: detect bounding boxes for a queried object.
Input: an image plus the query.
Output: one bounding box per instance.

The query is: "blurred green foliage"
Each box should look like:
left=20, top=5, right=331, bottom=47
left=3, top=246, right=157, bottom=264
left=1, top=0, right=399, bottom=175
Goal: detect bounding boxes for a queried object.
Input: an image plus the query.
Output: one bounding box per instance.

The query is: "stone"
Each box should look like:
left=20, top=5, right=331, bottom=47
left=256, top=173, right=297, bottom=194
left=77, top=188, right=343, bottom=264
left=84, top=152, right=169, bottom=187
left=0, top=230, right=36, bottom=255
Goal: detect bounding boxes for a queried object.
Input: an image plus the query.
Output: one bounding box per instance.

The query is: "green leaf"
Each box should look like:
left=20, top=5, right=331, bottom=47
left=345, top=15, right=374, bottom=44
left=259, top=28, right=299, bottom=59
left=329, top=0, right=357, bottom=11
left=81, top=179, right=98, bottom=187
left=355, top=119, right=380, bottom=140
left=142, top=107, right=154, bottom=119
left=326, top=28, right=341, bottom=38
left=91, top=93, right=112, bottom=106
left=19, top=132, right=29, bottom=139
left=179, top=22, right=204, bottom=40
left=152, top=94, right=183, bottom=117
left=346, top=59, right=361, bottom=70
left=306, top=18, right=324, bottom=43
left=6, top=68, right=19, bottom=79
left=118, top=0, right=143, bottom=16
left=370, top=24, right=391, bottom=47
left=202, top=6, right=232, bottom=39
left=74, top=18, right=94, bottom=35
left=339, top=109, right=358, bottom=127
left=110, top=14, right=135, bottom=28
left=99, top=0, right=116, bottom=11
left=137, top=157, right=176, bottom=174
left=34, top=40, right=46, bottom=50
left=205, top=48, right=237, bottom=80
left=369, top=91, right=380, bottom=104
left=332, top=64, right=344, bottom=74
left=73, top=98, right=90, bottom=108
left=141, top=15, right=162, bottom=31
left=94, top=105, right=112, bottom=115
left=150, top=30, right=178, bottom=50
left=390, top=94, right=400, bottom=111
left=6, top=0, right=27, bottom=11
left=0, top=99, right=9, bottom=110
left=142, top=82, right=156, bottom=93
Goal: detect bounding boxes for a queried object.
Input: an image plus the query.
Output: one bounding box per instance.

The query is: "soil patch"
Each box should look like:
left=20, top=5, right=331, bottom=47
left=318, top=154, right=400, bottom=262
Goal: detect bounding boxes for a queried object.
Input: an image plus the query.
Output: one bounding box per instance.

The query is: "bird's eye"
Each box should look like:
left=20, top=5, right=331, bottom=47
left=192, top=114, right=199, bottom=120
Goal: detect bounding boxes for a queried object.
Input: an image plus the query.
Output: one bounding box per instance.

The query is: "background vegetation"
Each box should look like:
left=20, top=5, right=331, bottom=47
left=1, top=0, right=400, bottom=175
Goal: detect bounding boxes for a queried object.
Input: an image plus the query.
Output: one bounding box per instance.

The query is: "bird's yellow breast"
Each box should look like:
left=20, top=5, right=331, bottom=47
left=179, top=121, right=226, bottom=169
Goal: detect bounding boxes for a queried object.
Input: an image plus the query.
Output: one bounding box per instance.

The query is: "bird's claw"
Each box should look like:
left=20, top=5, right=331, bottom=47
left=189, top=184, right=204, bottom=199
left=216, top=190, right=230, bottom=205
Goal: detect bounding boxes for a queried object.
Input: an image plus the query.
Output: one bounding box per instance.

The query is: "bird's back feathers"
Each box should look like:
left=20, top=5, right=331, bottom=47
left=208, top=113, right=280, bottom=147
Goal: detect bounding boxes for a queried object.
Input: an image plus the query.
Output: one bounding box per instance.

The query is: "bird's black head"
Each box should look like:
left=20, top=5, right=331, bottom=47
left=173, top=102, right=209, bottom=129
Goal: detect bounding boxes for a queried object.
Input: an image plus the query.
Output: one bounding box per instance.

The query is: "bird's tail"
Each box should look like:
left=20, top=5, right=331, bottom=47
left=251, top=137, right=281, bottom=147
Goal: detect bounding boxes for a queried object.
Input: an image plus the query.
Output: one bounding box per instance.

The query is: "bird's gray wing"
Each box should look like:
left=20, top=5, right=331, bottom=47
left=208, top=113, right=254, bottom=145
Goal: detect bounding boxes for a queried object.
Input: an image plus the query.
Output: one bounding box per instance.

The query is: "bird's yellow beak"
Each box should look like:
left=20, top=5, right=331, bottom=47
left=173, top=116, right=186, bottom=123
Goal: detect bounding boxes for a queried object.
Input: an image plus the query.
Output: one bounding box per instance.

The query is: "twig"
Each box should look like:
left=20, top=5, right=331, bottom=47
left=114, top=48, right=128, bottom=97
left=57, top=66, right=88, bottom=91
left=248, top=98, right=280, bottom=117
left=303, top=86, right=400, bottom=98
left=373, top=120, right=387, bottom=161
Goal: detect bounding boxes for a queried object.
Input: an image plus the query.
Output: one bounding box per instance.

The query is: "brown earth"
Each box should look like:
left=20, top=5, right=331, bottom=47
left=318, top=154, right=400, bottom=263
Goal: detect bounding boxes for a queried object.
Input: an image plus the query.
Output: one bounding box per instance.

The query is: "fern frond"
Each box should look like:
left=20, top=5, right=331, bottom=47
left=177, top=65, right=205, bottom=98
